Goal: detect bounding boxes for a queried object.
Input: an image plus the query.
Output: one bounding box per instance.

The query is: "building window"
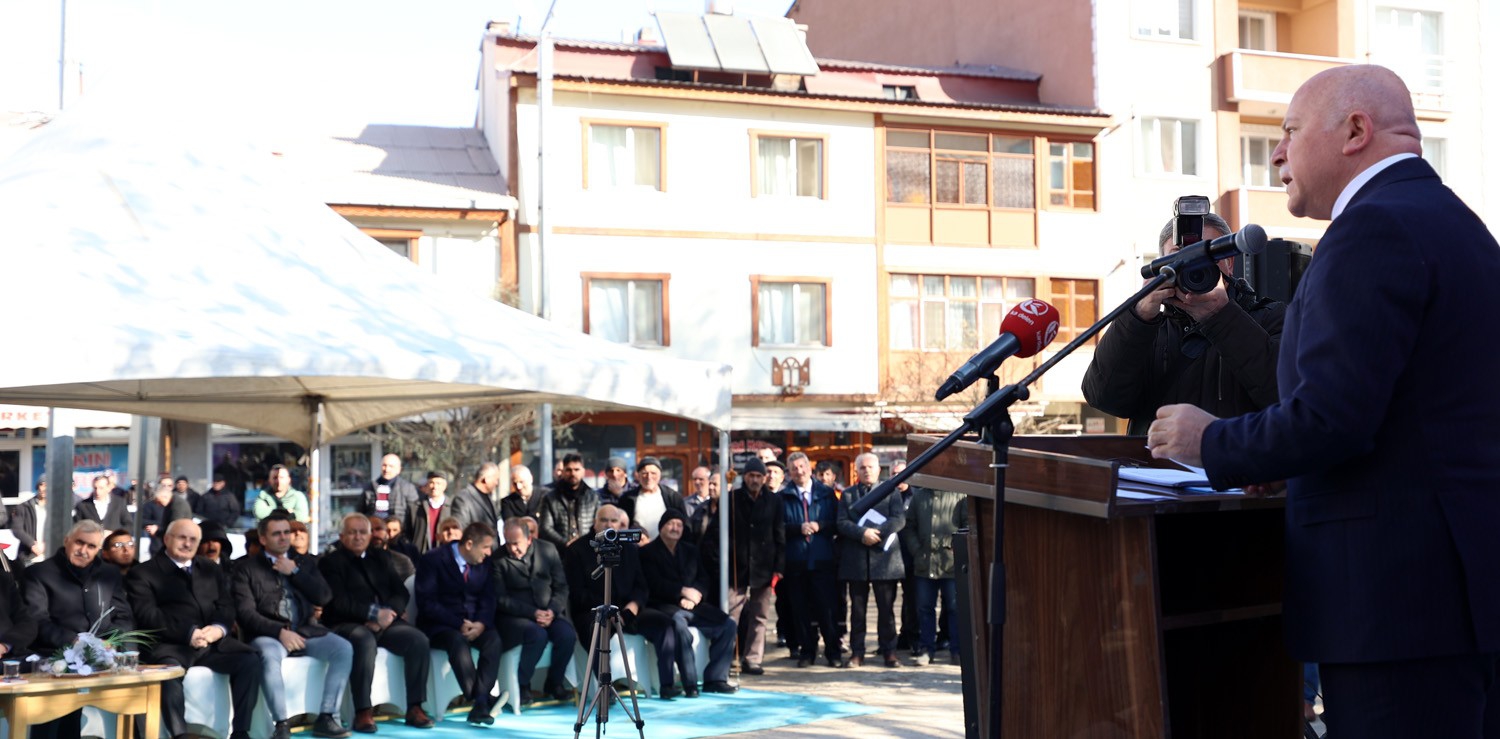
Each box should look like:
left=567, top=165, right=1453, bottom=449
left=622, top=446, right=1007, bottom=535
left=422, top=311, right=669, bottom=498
left=1135, top=0, right=1196, bottom=40
left=1049, top=278, right=1098, bottom=346
left=1373, top=7, right=1444, bottom=96
left=883, top=85, right=918, bottom=101
left=887, top=129, right=1062, bottom=209
left=1238, top=10, right=1276, bottom=50
left=1139, top=117, right=1198, bottom=176
left=889, top=274, right=1036, bottom=351
left=583, top=273, right=669, bottom=347
left=1422, top=136, right=1446, bottom=180
left=1240, top=125, right=1283, bottom=188
left=1046, top=141, right=1095, bottom=208
left=992, top=135, right=1036, bottom=209
left=752, top=278, right=829, bottom=347
left=753, top=134, right=825, bottom=198
left=361, top=228, right=421, bottom=262
left=584, top=122, right=664, bottom=191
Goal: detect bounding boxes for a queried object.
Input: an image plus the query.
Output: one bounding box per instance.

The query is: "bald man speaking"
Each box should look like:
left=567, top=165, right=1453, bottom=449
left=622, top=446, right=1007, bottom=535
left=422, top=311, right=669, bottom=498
left=1149, top=65, right=1500, bottom=737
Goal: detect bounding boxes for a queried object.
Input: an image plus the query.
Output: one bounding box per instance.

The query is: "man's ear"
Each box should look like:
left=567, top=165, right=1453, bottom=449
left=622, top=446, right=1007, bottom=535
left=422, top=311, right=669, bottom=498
left=1343, top=111, right=1374, bottom=155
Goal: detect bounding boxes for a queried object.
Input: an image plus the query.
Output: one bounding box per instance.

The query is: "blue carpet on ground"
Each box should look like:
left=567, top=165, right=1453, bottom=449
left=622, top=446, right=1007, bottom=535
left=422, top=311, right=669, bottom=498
left=363, top=689, right=878, bottom=738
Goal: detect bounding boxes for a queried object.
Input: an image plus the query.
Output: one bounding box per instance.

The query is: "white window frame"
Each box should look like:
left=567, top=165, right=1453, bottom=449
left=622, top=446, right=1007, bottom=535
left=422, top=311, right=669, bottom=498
left=584, top=121, right=665, bottom=192
left=752, top=133, right=826, bottom=199
left=1240, top=123, right=1284, bottom=189
left=583, top=275, right=668, bottom=347
left=1133, top=0, right=1197, bottom=41
left=753, top=278, right=830, bottom=348
left=1139, top=116, right=1200, bottom=177
left=1421, top=135, right=1446, bottom=180
left=1237, top=10, right=1277, bottom=51
left=1371, top=7, right=1445, bottom=96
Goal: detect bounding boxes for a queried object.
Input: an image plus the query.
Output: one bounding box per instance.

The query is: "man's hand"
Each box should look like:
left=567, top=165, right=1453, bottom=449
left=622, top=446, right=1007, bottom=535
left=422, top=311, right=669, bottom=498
left=861, top=528, right=881, bottom=547
left=534, top=609, right=554, bottom=627
left=271, top=554, right=298, bottom=576
left=278, top=628, right=306, bottom=652
left=624, top=601, right=640, bottom=617
left=1147, top=404, right=1217, bottom=467
left=1134, top=281, right=1173, bottom=321
left=460, top=620, right=485, bottom=641
left=144, top=524, right=158, bottom=536
left=1245, top=481, right=1287, bottom=498
left=189, top=625, right=225, bottom=649
left=800, top=521, right=819, bottom=536
left=681, top=586, right=703, bottom=605
left=1165, top=279, right=1230, bottom=322
left=31, top=542, right=44, bottom=556
left=375, top=607, right=397, bottom=630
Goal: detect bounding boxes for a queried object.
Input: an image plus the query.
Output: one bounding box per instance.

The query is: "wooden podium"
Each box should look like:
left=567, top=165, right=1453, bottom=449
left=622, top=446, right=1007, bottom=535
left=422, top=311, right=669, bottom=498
left=907, top=433, right=1300, bottom=739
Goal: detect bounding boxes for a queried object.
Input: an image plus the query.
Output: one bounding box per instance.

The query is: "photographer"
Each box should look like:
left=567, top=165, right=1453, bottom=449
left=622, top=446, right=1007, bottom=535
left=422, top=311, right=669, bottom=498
left=1083, top=199, right=1285, bottom=434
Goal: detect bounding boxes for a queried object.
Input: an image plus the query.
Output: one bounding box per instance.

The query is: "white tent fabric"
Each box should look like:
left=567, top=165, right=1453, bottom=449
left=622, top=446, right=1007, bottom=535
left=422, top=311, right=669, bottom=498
left=0, top=112, right=732, bottom=446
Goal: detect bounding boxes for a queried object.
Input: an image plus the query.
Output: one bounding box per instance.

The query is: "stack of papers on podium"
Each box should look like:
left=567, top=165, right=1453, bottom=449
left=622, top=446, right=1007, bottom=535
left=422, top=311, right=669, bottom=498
left=1116, top=465, right=1242, bottom=498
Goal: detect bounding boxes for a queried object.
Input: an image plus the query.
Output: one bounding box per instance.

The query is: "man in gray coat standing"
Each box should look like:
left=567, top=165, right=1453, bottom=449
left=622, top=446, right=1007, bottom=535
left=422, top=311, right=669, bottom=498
left=836, top=452, right=905, bottom=668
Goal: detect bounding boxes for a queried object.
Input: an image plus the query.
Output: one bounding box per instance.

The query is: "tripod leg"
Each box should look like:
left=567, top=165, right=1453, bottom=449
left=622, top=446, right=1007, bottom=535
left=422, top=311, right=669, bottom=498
left=608, top=614, right=646, bottom=736
left=574, top=610, right=611, bottom=735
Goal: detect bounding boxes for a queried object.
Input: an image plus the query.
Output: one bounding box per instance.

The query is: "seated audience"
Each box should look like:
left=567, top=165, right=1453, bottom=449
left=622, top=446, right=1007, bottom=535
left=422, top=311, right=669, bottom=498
left=415, top=522, right=503, bottom=725
left=492, top=519, right=575, bottom=705
left=640, top=509, right=737, bottom=697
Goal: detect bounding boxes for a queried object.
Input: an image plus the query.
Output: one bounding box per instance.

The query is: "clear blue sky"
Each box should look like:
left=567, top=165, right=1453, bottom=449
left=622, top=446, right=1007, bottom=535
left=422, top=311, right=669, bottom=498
left=0, top=0, right=793, bottom=131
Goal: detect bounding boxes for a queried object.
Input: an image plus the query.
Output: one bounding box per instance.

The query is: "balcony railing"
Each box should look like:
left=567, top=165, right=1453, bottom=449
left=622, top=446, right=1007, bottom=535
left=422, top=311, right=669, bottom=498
left=1224, top=50, right=1450, bottom=120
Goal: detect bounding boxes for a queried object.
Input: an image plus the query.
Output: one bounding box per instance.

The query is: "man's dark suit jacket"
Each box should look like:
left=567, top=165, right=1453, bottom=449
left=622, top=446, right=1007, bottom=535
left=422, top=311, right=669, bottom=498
left=639, top=537, right=709, bottom=616
left=126, top=554, right=255, bottom=665
left=492, top=539, right=570, bottom=647
left=563, top=530, right=648, bottom=633
left=404, top=497, right=451, bottom=555
left=617, top=489, right=686, bottom=532
left=1203, top=157, right=1500, bottom=663
left=448, top=484, right=498, bottom=531
left=232, top=550, right=332, bottom=640
left=361, top=477, right=420, bottom=526
left=7, top=499, right=37, bottom=564
left=72, top=495, right=128, bottom=530
left=414, top=543, right=495, bottom=637
left=23, top=553, right=132, bottom=653
left=317, top=546, right=412, bottom=629
left=0, top=569, right=35, bottom=658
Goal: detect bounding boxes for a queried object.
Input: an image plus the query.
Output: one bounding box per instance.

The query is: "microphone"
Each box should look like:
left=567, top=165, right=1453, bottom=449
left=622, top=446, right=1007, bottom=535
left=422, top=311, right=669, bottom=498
left=934, top=299, right=1061, bottom=401
left=1140, top=224, right=1268, bottom=281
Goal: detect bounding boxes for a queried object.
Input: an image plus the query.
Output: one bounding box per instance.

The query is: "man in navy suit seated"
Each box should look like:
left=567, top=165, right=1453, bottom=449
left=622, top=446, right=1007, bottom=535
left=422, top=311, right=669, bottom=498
left=1150, top=64, right=1500, bottom=738
left=415, top=521, right=502, bottom=725
left=493, top=518, right=576, bottom=705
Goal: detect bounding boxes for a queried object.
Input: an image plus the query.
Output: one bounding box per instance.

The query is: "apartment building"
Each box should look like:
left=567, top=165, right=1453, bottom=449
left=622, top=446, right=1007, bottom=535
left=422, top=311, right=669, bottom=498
left=477, top=13, right=1113, bottom=479
left=790, top=0, right=1488, bottom=429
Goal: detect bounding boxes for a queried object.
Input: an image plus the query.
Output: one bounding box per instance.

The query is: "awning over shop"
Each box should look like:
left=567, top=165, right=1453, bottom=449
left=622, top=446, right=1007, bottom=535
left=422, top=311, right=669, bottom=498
left=729, top=406, right=880, bottom=433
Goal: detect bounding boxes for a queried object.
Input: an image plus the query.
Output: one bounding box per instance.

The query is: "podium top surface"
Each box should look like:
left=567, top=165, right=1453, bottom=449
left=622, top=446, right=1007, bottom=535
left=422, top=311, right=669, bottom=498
left=904, top=433, right=1283, bottom=519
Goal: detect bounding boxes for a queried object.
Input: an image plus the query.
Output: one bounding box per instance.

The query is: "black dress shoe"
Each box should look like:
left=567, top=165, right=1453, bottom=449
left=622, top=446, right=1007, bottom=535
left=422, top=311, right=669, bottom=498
left=659, top=685, right=683, bottom=701
left=351, top=708, right=377, bottom=734
left=519, top=688, right=535, bottom=706
left=404, top=706, right=435, bottom=729
left=796, top=657, right=813, bottom=668
left=684, top=685, right=700, bottom=698
left=840, top=655, right=863, bottom=668
left=311, top=713, right=353, bottom=738
left=702, top=680, right=738, bottom=694
left=742, top=664, right=765, bottom=676
left=884, top=654, right=901, bottom=668
left=546, top=683, right=573, bottom=702
left=271, top=721, right=291, bottom=739
left=467, top=703, right=495, bottom=726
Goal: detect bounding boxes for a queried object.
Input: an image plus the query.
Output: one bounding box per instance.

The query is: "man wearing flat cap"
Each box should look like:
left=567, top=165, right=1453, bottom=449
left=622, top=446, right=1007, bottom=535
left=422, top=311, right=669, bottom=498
left=619, top=457, right=685, bottom=542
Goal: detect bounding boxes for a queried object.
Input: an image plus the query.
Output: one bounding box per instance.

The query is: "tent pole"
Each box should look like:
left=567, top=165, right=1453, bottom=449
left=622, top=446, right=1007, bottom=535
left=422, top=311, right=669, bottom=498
left=44, top=409, right=75, bottom=564
left=539, top=403, right=554, bottom=485
left=309, top=401, right=325, bottom=553
left=718, top=428, right=731, bottom=612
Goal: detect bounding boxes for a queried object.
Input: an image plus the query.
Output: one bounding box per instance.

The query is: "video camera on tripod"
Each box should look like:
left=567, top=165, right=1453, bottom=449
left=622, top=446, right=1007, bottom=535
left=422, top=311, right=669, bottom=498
left=590, top=527, right=644, bottom=569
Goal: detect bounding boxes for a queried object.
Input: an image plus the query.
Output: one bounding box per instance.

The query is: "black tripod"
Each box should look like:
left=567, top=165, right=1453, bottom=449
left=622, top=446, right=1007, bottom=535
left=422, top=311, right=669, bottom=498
left=574, top=556, right=646, bottom=739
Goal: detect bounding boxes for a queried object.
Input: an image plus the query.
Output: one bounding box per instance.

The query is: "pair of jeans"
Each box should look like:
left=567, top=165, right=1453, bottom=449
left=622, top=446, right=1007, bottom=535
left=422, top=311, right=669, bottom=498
left=915, top=577, right=956, bottom=656
left=252, top=632, right=355, bottom=719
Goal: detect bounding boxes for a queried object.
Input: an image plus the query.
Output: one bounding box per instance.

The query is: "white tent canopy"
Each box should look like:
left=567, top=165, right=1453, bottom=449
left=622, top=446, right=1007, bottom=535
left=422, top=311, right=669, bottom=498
left=0, top=111, right=732, bottom=446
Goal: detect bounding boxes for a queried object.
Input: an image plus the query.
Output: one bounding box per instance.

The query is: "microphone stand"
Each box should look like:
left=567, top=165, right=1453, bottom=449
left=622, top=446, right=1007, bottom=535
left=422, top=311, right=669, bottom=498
left=852, top=267, right=1180, bottom=738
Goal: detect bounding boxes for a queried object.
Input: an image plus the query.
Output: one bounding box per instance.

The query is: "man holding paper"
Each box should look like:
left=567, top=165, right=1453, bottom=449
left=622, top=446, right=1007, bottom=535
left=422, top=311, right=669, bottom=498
left=836, top=452, right=906, bottom=669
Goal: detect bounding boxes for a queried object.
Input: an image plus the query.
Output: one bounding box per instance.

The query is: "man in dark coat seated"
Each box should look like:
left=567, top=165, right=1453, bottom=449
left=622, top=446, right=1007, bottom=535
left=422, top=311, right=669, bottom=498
left=639, top=508, right=737, bottom=698
left=126, top=519, right=261, bottom=739
left=231, top=511, right=353, bottom=739
left=415, top=521, right=503, bottom=726
left=563, top=504, right=650, bottom=652
left=493, top=518, right=575, bottom=705
left=23, top=520, right=117, bottom=739
left=318, top=513, right=435, bottom=732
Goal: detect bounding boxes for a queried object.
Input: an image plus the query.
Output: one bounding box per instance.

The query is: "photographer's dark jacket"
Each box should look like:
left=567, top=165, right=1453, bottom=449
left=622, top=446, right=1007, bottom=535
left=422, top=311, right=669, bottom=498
left=563, top=530, right=649, bottom=634
left=231, top=550, right=332, bottom=640
left=1082, top=282, right=1285, bottom=434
